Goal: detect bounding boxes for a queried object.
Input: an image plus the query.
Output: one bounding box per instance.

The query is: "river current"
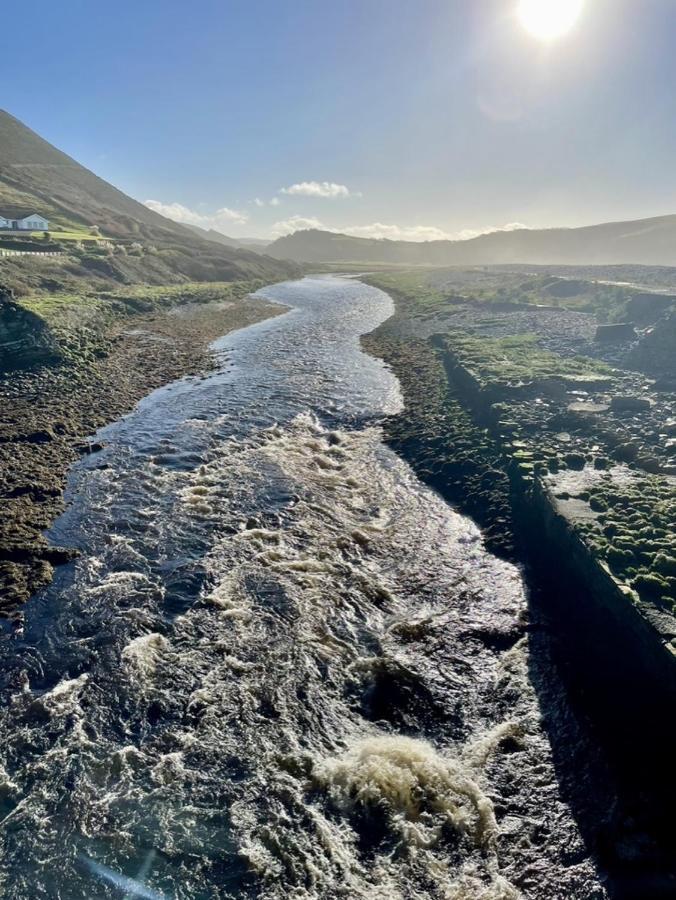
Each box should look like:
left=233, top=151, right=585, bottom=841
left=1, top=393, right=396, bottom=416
left=0, top=277, right=605, bottom=898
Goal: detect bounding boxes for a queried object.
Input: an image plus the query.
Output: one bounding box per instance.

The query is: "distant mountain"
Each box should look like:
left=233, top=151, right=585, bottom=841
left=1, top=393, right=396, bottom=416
left=183, top=224, right=270, bottom=251
left=183, top=224, right=244, bottom=248
left=0, top=109, right=290, bottom=281
left=267, top=216, right=676, bottom=267
left=236, top=237, right=271, bottom=249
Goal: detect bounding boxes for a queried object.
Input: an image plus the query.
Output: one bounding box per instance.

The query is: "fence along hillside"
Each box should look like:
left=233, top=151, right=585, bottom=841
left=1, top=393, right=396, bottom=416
left=0, top=249, right=64, bottom=257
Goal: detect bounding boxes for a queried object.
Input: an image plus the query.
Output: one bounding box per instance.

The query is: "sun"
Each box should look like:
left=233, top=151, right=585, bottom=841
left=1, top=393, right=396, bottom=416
left=517, top=0, right=584, bottom=41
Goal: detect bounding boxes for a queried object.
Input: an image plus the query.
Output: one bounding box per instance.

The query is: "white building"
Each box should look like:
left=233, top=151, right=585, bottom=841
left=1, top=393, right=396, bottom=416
left=14, top=213, right=50, bottom=231
left=0, top=212, right=50, bottom=231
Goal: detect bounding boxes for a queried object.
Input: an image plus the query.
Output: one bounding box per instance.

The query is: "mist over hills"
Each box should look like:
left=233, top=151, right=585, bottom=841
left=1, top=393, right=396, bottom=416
left=0, top=110, right=291, bottom=282
left=267, top=216, right=676, bottom=267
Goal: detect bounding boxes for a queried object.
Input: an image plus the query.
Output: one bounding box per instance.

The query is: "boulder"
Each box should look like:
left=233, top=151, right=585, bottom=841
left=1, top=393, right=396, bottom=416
left=637, top=456, right=661, bottom=474
left=613, top=442, right=639, bottom=462
left=610, top=396, right=651, bottom=413
left=567, top=401, right=610, bottom=416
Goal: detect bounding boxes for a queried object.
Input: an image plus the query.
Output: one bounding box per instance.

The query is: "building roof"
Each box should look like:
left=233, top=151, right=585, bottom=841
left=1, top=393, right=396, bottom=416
left=0, top=210, right=47, bottom=220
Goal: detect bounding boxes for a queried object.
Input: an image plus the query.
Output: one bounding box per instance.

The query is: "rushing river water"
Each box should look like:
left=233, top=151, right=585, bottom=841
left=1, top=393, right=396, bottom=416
left=0, top=277, right=605, bottom=898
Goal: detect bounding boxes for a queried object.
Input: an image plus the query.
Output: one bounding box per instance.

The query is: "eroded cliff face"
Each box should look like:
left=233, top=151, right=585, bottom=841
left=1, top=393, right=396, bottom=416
left=0, top=286, right=60, bottom=370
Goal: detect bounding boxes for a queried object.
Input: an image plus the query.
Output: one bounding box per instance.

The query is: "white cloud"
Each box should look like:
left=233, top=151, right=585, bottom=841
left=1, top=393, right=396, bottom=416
left=271, top=217, right=452, bottom=242
left=144, top=199, right=249, bottom=233
left=280, top=181, right=358, bottom=199
left=343, top=222, right=455, bottom=241
left=270, top=196, right=281, bottom=207
left=253, top=198, right=265, bottom=208
left=271, top=215, right=325, bottom=237
left=341, top=222, right=528, bottom=242
left=452, top=222, right=527, bottom=241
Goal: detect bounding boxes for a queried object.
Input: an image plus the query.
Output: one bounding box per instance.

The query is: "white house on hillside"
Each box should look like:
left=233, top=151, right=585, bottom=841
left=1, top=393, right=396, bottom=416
left=0, top=212, right=50, bottom=231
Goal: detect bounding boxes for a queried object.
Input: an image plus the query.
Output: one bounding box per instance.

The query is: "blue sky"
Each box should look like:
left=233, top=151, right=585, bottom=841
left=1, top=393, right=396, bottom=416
left=3, top=0, right=676, bottom=240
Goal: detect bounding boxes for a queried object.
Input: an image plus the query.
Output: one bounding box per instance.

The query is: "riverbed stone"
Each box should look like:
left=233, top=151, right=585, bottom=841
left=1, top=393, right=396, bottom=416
left=610, top=395, right=651, bottom=413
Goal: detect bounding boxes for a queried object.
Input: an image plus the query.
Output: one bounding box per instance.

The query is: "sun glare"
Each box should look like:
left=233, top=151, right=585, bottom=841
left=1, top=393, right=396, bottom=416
left=517, top=0, right=584, bottom=41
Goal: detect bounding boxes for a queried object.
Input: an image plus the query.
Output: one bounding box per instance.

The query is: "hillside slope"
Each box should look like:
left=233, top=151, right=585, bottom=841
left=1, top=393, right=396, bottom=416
left=0, top=110, right=292, bottom=281
left=183, top=224, right=270, bottom=251
left=183, top=223, right=246, bottom=248
left=267, top=216, right=676, bottom=267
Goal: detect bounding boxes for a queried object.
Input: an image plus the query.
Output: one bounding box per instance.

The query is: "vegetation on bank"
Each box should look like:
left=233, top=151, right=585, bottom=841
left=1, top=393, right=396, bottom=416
left=361, top=270, right=454, bottom=313
left=361, top=267, right=646, bottom=322
left=100, top=280, right=267, bottom=306
left=438, top=331, right=612, bottom=388
left=7, top=280, right=268, bottom=367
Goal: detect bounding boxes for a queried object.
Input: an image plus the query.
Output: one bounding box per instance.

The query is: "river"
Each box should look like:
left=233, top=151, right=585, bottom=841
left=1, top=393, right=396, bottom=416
left=0, top=276, right=605, bottom=898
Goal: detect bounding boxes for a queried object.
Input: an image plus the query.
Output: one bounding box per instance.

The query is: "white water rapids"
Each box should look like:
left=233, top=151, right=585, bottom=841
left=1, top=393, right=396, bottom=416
left=0, top=277, right=605, bottom=898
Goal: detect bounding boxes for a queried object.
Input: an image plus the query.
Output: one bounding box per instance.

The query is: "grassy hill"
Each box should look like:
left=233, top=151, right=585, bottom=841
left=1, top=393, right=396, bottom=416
left=267, top=216, right=676, bottom=267
left=0, top=109, right=293, bottom=283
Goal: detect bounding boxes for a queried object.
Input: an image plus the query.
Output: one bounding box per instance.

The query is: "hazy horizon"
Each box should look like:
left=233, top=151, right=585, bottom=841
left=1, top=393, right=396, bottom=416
left=4, top=0, right=676, bottom=241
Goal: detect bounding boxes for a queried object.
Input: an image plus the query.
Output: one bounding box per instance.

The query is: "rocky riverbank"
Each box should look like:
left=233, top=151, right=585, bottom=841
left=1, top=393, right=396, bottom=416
left=361, top=324, right=517, bottom=559
left=0, top=286, right=285, bottom=623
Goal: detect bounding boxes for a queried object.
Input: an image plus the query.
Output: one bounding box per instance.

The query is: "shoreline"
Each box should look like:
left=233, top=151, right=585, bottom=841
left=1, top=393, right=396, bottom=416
left=361, top=288, right=518, bottom=559
left=0, top=289, right=286, bottom=623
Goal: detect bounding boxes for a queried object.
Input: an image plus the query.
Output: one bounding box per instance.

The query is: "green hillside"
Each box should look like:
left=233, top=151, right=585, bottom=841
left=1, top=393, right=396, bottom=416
left=0, top=109, right=293, bottom=283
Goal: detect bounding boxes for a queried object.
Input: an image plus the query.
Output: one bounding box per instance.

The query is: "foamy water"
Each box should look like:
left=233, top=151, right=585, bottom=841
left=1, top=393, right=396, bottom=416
left=0, top=277, right=605, bottom=898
